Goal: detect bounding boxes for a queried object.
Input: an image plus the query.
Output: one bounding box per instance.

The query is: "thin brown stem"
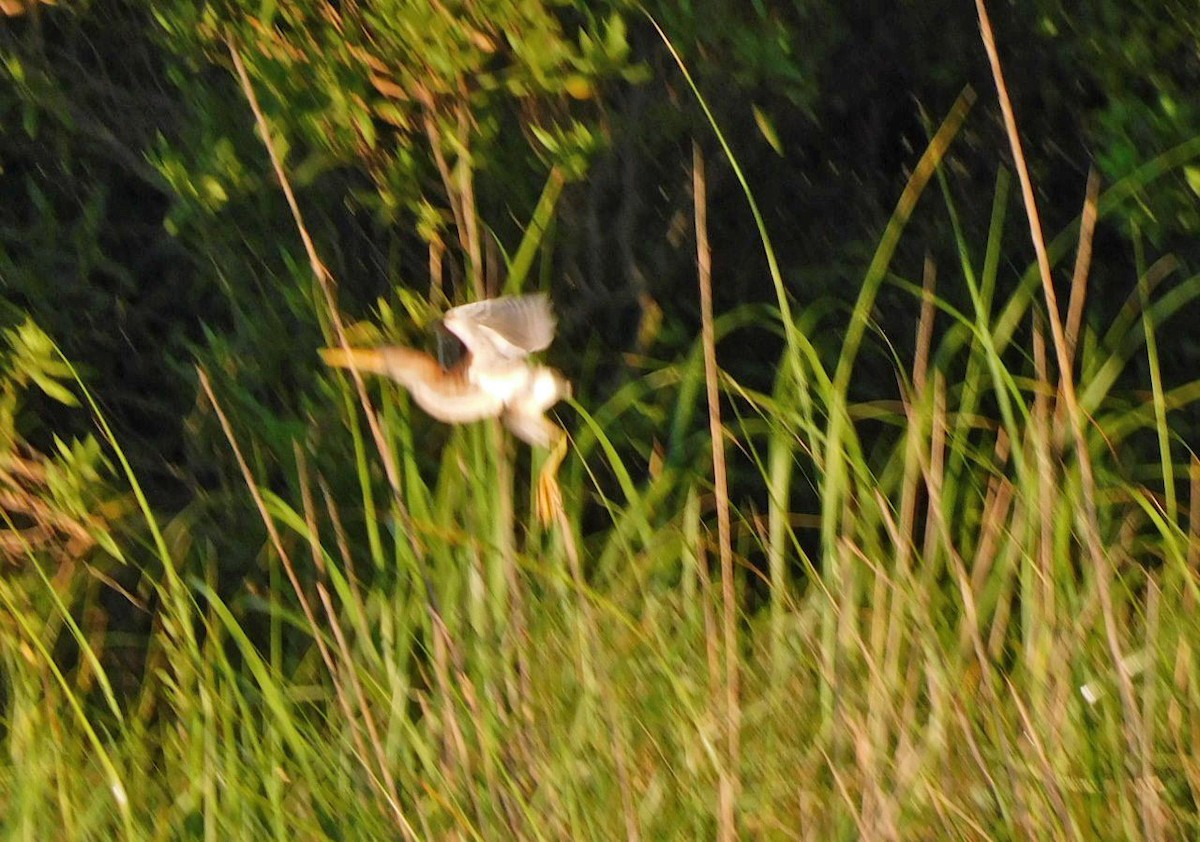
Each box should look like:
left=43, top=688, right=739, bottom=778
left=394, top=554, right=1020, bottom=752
left=419, top=100, right=476, bottom=296
left=694, top=140, right=739, bottom=840
left=974, top=0, right=1146, bottom=818
left=1064, top=168, right=1100, bottom=365
left=226, top=40, right=409, bottom=512
left=455, top=95, right=484, bottom=299
left=227, top=41, right=473, bottom=823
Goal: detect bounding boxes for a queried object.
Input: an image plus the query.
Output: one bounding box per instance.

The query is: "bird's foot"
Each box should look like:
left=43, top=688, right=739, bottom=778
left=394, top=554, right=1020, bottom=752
left=535, top=434, right=568, bottom=526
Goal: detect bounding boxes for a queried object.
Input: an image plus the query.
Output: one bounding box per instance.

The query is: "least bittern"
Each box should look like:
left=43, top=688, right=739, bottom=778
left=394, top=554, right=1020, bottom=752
left=321, top=294, right=570, bottom=521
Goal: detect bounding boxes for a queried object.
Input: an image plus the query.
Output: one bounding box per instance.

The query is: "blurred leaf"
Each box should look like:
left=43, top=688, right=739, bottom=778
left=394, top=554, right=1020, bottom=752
left=6, top=319, right=78, bottom=406
left=1185, top=165, right=1200, bottom=197
left=27, top=369, right=78, bottom=406
left=753, top=104, right=784, bottom=156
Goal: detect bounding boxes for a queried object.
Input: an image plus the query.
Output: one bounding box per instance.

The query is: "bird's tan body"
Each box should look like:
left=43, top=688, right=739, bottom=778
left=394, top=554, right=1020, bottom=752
left=320, top=294, right=570, bottom=448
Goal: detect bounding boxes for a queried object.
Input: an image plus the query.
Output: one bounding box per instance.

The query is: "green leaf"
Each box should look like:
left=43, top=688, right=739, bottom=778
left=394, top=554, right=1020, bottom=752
left=373, top=101, right=411, bottom=130
left=22, top=105, right=37, bottom=139
left=354, top=109, right=377, bottom=150
left=753, top=105, right=784, bottom=156
left=200, top=176, right=228, bottom=205
left=604, top=13, right=630, bottom=62
left=1185, top=165, right=1200, bottom=198
left=29, top=370, right=79, bottom=406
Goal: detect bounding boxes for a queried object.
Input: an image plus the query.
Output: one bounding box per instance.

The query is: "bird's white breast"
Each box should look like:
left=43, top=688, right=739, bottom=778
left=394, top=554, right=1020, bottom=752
left=527, top=368, right=563, bottom=410
left=472, top=364, right=533, bottom=403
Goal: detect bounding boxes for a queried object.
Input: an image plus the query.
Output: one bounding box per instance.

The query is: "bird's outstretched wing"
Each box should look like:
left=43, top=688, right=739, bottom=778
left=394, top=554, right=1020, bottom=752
left=442, top=294, right=556, bottom=363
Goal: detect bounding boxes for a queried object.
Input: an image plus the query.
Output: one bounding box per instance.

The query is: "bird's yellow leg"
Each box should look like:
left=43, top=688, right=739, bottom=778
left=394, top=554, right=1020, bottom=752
left=535, top=432, right=568, bottom=526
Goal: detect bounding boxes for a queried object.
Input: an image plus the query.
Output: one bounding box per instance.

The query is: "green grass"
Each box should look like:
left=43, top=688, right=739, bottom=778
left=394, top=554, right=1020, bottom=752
left=5, top=46, right=1200, bottom=842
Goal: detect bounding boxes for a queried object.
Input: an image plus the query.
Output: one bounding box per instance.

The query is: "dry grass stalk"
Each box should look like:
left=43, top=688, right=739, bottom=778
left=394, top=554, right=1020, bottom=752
left=693, top=141, right=740, bottom=840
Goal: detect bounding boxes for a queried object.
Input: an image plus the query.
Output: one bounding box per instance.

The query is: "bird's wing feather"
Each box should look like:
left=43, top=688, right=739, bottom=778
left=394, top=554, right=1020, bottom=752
left=443, top=294, right=556, bottom=362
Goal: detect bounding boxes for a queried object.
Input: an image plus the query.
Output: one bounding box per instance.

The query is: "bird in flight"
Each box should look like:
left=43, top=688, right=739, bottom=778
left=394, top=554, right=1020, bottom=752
left=320, top=294, right=570, bottom=448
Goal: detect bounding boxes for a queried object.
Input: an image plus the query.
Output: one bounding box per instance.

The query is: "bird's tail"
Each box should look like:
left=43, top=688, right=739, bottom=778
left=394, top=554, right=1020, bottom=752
left=319, top=347, right=390, bottom=375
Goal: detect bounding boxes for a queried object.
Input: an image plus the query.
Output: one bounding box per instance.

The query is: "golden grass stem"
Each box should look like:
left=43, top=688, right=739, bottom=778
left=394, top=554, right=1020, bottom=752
left=226, top=45, right=477, bottom=809
left=1064, top=169, right=1100, bottom=364
left=225, top=40, right=402, bottom=502
left=974, top=2, right=1149, bottom=821
left=693, top=141, right=740, bottom=839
